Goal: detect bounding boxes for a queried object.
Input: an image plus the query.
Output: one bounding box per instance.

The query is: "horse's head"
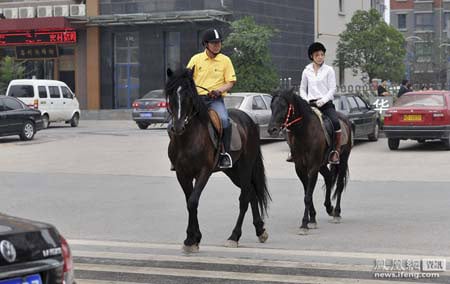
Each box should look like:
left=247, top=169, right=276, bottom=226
left=268, top=88, right=296, bottom=136
left=165, top=68, right=200, bottom=135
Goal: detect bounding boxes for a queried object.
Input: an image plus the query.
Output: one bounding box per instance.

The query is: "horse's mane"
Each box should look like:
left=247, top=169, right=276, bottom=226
left=165, top=68, right=209, bottom=123
left=281, top=88, right=313, bottom=118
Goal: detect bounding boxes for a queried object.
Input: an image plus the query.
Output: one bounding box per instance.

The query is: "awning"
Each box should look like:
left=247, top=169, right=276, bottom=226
left=0, top=17, right=73, bottom=32
left=68, top=9, right=231, bottom=27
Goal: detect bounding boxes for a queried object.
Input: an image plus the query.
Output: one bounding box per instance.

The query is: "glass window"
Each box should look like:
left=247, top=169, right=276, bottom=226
left=415, top=13, right=433, bottom=31
left=7, top=85, right=34, bottom=98
left=3, top=97, right=23, bottom=111
left=61, top=86, right=73, bottom=99
left=395, top=94, right=444, bottom=107
left=49, top=86, right=61, bottom=98
left=143, top=90, right=164, bottom=99
left=339, top=0, right=344, bottom=13
left=398, top=14, right=406, bottom=29
left=0, top=99, right=4, bottom=112
left=165, top=31, right=181, bottom=71
left=38, top=86, right=48, bottom=98
left=224, top=96, right=244, bottom=109
left=354, top=96, right=369, bottom=110
left=262, top=95, right=272, bottom=108
left=252, top=96, right=267, bottom=110
left=347, top=96, right=358, bottom=110
left=445, top=13, right=450, bottom=32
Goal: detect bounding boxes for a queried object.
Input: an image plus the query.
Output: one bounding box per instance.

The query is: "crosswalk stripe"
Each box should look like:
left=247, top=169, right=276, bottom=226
left=73, top=250, right=373, bottom=272
left=75, top=263, right=421, bottom=284
left=70, top=239, right=450, bottom=262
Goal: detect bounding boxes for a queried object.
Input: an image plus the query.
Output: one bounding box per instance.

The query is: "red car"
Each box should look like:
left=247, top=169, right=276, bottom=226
left=384, top=91, right=450, bottom=150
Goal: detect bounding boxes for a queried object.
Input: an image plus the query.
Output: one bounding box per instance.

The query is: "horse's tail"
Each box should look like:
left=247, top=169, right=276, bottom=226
left=252, top=147, right=271, bottom=217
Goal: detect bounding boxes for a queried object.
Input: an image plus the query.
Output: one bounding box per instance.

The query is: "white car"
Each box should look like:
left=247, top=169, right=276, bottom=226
left=6, top=79, right=80, bottom=128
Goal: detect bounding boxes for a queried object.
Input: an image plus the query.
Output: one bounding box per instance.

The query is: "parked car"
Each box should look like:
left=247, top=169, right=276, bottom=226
left=0, top=213, right=75, bottom=283
left=0, top=96, right=43, bottom=141
left=6, top=79, right=80, bottom=129
left=383, top=91, right=450, bottom=150
left=333, top=93, right=380, bottom=145
left=224, top=92, right=285, bottom=140
left=132, top=89, right=170, bottom=129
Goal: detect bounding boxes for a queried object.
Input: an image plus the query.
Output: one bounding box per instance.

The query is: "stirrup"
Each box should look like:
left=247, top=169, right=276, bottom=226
left=328, top=150, right=340, bottom=165
left=219, top=152, right=233, bottom=168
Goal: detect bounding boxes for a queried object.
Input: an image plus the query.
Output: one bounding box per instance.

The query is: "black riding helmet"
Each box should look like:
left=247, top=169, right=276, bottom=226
left=202, top=28, right=223, bottom=46
left=308, top=42, right=326, bottom=60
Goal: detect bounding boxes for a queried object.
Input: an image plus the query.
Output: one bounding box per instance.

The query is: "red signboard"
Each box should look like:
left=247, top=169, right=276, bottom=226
left=0, top=30, right=77, bottom=46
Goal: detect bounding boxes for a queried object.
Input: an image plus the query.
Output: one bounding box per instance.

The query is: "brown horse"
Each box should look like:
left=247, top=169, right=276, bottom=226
left=166, top=68, right=271, bottom=252
left=268, top=88, right=352, bottom=234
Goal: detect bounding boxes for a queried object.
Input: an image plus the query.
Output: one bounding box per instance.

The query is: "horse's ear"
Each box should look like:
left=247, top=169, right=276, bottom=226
left=167, top=68, right=173, bottom=77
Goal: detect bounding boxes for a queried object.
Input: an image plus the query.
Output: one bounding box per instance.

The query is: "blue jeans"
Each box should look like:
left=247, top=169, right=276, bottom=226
left=201, top=96, right=230, bottom=128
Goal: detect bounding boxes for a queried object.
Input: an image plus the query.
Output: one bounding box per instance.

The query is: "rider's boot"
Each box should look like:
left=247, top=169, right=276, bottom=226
left=219, top=126, right=233, bottom=168
left=329, top=130, right=342, bottom=164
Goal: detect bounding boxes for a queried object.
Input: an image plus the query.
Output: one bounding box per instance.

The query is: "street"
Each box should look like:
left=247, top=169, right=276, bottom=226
left=1, top=120, right=449, bottom=283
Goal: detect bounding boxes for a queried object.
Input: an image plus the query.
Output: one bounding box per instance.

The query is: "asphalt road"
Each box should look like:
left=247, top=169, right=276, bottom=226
left=1, top=120, right=449, bottom=283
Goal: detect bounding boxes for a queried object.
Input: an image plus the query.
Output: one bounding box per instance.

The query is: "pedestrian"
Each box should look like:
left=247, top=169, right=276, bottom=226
left=377, top=79, right=390, bottom=96
left=398, top=79, right=409, bottom=98
left=298, top=42, right=342, bottom=164
left=186, top=28, right=237, bottom=168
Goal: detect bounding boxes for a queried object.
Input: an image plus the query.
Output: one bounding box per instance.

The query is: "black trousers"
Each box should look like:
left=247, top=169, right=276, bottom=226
left=319, top=101, right=341, bottom=131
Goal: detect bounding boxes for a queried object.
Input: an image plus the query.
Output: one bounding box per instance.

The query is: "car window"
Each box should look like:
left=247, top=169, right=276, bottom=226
left=143, top=90, right=164, bottom=99
left=38, top=86, right=48, bottom=98
left=7, top=85, right=34, bottom=98
left=347, top=96, right=359, bottom=111
left=49, top=86, right=61, bottom=98
left=252, top=96, right=267, bottom=110
left=333, top=97, right=342, bottom=110
left=3, top=97, right=24, bottom=111
left=354, top=96, right=368, bottom=111
left=61, top=86, right=73, bottom=99
left=262, top=95, right=272, bottom=108
left=224, top=96, right=244, bottom=109
left=395, top=94, right=445, bottom=107
left=0, top=98, right=4, bottom=112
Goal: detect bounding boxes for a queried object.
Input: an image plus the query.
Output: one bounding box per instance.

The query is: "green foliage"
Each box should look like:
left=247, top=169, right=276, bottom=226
left=223, top=16, right=279, bottom=93
left=0, top=56, right=25, bottom=95
left=335, top=9, right=406, bottom=82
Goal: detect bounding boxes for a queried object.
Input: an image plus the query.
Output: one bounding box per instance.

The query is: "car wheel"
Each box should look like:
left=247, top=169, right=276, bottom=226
left=20, top=121, right=35, bottom=141
left=137, top=122, right=149, bottom=129
left=42, top=114, right=49, bottom=129
left=442, top=135, right=450, bottom=150
left=70, top=113, right=79, bottom=127
left=388, top=138, right=400, bottom=150
left=368, top=122, right=379, bottom=141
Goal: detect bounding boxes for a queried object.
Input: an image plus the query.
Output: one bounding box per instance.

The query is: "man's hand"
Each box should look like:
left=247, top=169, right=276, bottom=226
left=316, top=98, right=328, bottom=107
left=208, top=90, right=222, bottom=99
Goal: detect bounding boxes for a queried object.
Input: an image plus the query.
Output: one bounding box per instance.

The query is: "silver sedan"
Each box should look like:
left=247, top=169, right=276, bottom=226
left=224, top=92, right=284, bottom=140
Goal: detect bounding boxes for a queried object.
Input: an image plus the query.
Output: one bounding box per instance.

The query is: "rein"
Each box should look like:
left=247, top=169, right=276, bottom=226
left=282, top=104, right=303, bottom=129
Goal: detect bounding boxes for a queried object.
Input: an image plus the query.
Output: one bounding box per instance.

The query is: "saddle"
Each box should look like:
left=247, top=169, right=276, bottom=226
left=310, top=107, right=349, bottom=148
left=207, top=109, right=242, bottom=152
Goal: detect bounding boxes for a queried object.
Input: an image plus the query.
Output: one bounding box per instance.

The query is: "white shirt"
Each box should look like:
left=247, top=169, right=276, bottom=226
left=299, top=63, right=336, bottom=103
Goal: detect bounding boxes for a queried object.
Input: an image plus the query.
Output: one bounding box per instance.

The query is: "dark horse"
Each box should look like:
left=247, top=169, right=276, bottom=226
left=165, top=68, right=271, bottom=252
left=268, top=88, right=352, bottom=234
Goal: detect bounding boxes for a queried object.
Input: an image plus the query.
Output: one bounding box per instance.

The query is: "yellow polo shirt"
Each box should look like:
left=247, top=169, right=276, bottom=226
left=187, top=51, right=236, bottom=96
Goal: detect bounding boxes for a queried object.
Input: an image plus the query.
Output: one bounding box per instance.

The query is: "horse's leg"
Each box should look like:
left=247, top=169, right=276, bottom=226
left=306, top=172, right=319, bottom=230
left=296, top=167, right=318, bottom=234
left=319, top=165, right=334, bottom=216
left=183, top=169, right=211, bottom=253
left=176, top=173, right=199, bottom=252
left=332, top=154, right=349, bottom=223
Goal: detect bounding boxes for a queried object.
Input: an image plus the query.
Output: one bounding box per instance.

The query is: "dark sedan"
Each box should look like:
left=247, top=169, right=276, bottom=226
left=334, top=93, right=380, bottom=144
left=132, top=89, right=170, bottom=129
left=0, top=213, right=74, bottom=284
left=0, top=96, right=43, bottom=141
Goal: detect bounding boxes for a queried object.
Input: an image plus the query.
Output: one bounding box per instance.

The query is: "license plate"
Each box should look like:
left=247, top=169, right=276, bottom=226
left=403, top=114, right=422, bottom=121
left=0, top=274, right=42, bottom=284
left=140, top=112, right=153, bottom=118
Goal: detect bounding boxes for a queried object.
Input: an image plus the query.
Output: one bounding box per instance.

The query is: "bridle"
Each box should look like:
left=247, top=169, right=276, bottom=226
left=168, top=85, right=199, bottom=133
left=282, top=104, right=303, bottom=130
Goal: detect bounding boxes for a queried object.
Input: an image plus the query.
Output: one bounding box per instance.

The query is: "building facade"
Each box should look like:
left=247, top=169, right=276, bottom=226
left=391, top=0, right=450, bottom=86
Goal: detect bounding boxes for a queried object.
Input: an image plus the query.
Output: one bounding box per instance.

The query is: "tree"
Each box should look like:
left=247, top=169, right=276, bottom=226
left=335, top=9, right=406, bottom=83
left=0, top=56, right=25, bottom=94
left=223, top=16, right=279, bottom=93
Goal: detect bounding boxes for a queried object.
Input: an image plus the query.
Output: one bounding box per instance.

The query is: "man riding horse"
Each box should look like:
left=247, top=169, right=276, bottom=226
left=287, top=42, right=342, bottom=164
left=185, top=28, right=236, bottom=168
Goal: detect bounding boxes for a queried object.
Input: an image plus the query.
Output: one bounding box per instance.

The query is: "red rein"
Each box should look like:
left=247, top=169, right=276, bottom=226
left=282, top=104, right=303, bottom=129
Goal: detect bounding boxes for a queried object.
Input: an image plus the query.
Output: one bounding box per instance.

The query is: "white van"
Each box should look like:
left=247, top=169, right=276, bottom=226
left=6, top=79, right=80, bottom=128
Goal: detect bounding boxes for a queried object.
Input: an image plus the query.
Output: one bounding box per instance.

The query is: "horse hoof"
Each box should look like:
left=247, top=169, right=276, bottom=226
left=331, top=217, right=342, bottom=224
left=258, top=230, right=269, bottom=243
left=224, top=240, right=238, bottom=248
left=308, top=222, right=318, bottom=229
left=298, top=228, right=309, bottom=235
left=182, top=244, right=199, bottom=253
